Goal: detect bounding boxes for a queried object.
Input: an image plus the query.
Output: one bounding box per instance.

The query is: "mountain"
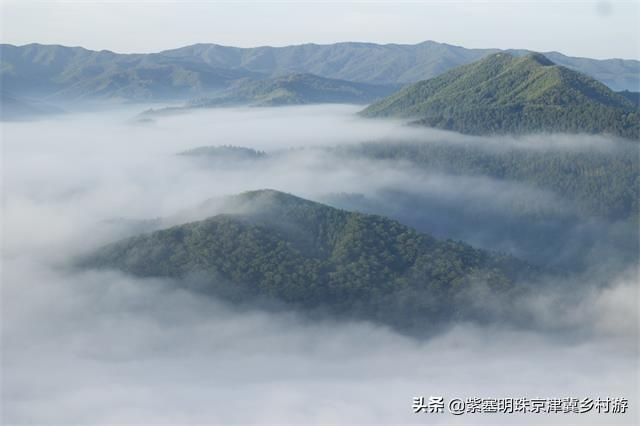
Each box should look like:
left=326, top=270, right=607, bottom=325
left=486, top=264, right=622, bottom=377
left=139, top=73, right=397, bottom=116
left=1, top=41, right=638, bottom=103
left=0, top=43, right=261, bottom=102
left=542, top=51, right=640, bottom=93
left=83, top=190, right=535, bottom=331
left=617, top=90, right=640, bottom=108
left=361, top=53, right=640, bottom=139
left=178, top=145, right=267, bottom=159
left=188, top=73, right=398, bottom=107
left=337, top=138, right=640, bottom=222
left=161, top=42, right=640, bottom=91
left=0, top=90, right=64, bottom=120
left=177, top=146, right=268, bottom=165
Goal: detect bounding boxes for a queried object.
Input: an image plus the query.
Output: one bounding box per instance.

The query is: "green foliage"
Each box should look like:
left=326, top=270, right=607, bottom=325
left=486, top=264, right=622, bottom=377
left=189, top=73, right=398, bottom=107
left=85, top=190, right=533, bottom=330
left=361, top=53, right=640, bottom=140
left=3, top=43, right=639, bottom=102
left=178, top=145, right=267, bottom=159
left=617, top=90, right=640, bottom=108
left=339, top=140, right=640, bottom=221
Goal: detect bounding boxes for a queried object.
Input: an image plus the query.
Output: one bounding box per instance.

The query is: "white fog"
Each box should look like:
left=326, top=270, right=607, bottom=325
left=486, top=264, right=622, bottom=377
left=2, top=106, right=637, bottom=424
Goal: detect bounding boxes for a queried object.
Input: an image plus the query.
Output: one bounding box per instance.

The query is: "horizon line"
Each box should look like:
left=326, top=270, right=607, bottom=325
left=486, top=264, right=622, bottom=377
left=1, top=39, right=638, bottom=62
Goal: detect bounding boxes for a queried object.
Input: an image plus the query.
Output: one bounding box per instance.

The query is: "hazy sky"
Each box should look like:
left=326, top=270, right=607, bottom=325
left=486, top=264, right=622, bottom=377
left=1, top=0, right=639, bottom=59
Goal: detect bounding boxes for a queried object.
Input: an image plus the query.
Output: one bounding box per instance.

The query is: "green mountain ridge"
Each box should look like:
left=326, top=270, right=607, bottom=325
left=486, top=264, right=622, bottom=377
left=617, top=90, right=640, bottom=108
left=361, top=53, right=640, bottom=139
left=188, top=73, right=399, bottom=106
left=84, top=189, right=536, bottom=331
left=1, top=41, right=638, bottom=104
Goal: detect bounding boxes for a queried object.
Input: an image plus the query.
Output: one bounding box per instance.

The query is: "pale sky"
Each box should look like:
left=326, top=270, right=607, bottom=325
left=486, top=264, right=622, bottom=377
left=1, top=0, right=639, bottom=60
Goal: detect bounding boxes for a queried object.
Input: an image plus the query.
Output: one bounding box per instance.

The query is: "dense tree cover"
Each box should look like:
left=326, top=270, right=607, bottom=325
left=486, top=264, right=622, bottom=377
left=84, top=190, right=534, bottom=331
left=188, top=73, right=398, bottom=107
left=412, top=104, right=639, bottom=140
left=617, top=90, right=640, bottom=108
left=361, top=53, right=640, bottom=140
left=3, top=43, right=639, bottom=105
left=178, top=145, right=267, bottom=159
left=338, top=141, right=640, bottom=221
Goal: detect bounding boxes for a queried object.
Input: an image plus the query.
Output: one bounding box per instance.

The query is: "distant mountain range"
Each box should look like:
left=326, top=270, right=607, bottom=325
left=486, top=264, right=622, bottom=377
left=83, top=189, right=535, bottom=331
left=138, top=73, right=397, bottom=116
left=1, top=41, right=638, bottom=105
left=188, top=73, right=398, bottom=107
left=361, top=53, right=640, bottom=139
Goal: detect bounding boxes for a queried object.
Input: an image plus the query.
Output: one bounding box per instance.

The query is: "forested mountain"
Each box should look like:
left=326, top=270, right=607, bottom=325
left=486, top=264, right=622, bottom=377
left=1, top=41, right=638, bottom=103
left=164, top=43, right=639, bottom=91
left=361, top=53, right=640, bottom=139
left=178, top=145, right=267, bottom=159
left=84, top=189, right=535, bottom=331
left=618, top=90, right=640, bottom=108
left=0, top=44, right=261, bottom=102
left=187, top=73, right=398, bottom=106
left=338, top=139, right=640, bottom=222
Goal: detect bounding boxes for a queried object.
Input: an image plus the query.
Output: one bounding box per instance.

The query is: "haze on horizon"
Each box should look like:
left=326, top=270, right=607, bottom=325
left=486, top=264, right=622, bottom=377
left=1, top=0, right=639, bottom=60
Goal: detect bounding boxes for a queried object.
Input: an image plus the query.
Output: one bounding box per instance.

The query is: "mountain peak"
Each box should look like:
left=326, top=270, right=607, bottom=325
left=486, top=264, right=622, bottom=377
left=479, top=52, right=515, bottom=64
left=476, top=52, right=554, bottom=69
left=224, top=189, right=337, bottom=216
left=234, top=189, right=308, bottom=204
left=361, top=52, right=639, bottom=139
left=522, top=52, right=555, bottom=66
left=85, top=190, right=532, bottom=331
left=187, top=72, right=397, bottom=107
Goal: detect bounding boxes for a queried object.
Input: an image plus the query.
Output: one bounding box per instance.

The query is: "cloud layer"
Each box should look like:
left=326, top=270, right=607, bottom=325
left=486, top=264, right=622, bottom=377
left=2, top=105, right=638, bottom=424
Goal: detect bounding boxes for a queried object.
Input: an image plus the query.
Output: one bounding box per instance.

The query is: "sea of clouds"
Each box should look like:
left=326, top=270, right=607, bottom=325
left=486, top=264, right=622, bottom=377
left=2, top=105, right=637, bottom=424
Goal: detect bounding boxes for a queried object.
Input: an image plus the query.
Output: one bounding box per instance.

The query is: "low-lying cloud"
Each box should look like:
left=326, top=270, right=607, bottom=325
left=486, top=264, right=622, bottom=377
left=2, top=105, right=638, bottom=424
left=3, top=259, right=637, bottom=424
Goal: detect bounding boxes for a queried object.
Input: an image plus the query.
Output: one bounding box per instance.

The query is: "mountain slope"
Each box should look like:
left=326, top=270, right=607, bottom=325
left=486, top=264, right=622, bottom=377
left=83, top=190, right=535, bottom=331
left=0, top=43, right=262, bottom=101
left=617, top=90, right=640, bottom=108
left=162, top=41, right=640, bottom=90
left=361, top=53, right=640, bottom=139
left=0, top=90, right=64, bottom=120
left=188, top=73, right=398, bottom=106
left=542, top=51, right=640, bottom=93
left=160, top=41, right=494, bottom=87
left=2, top=42, right=638, bottom=102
